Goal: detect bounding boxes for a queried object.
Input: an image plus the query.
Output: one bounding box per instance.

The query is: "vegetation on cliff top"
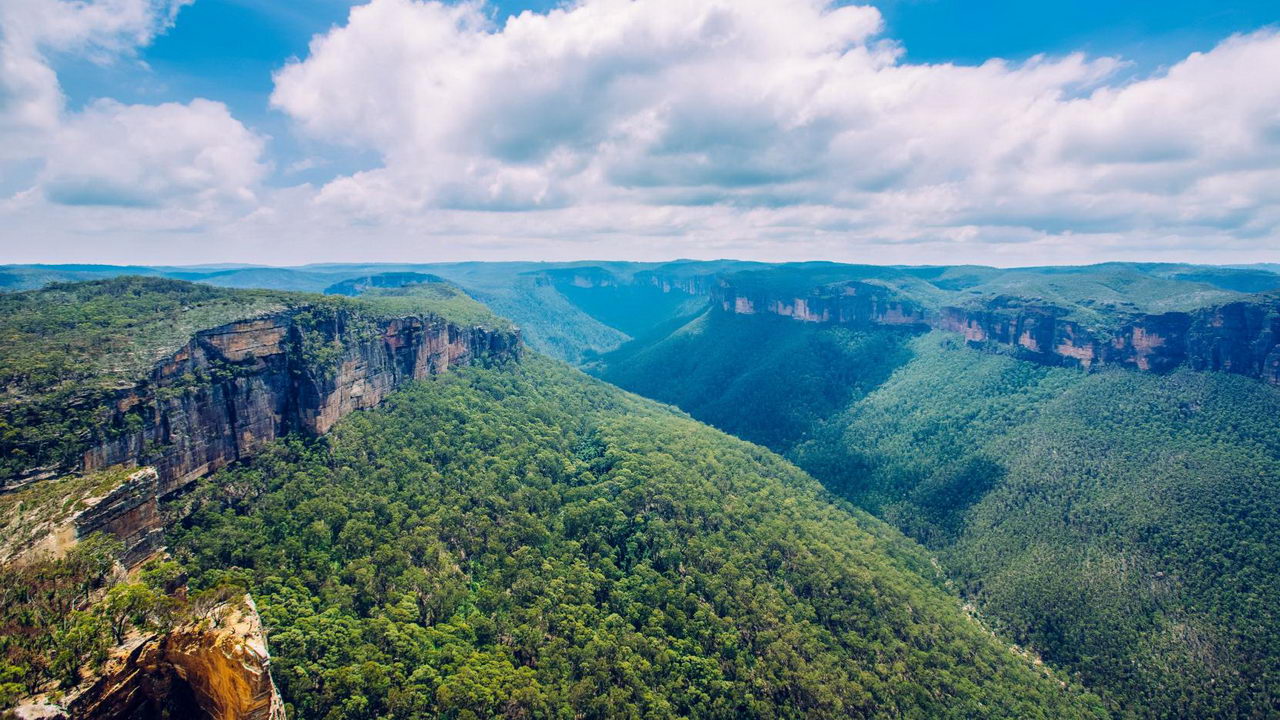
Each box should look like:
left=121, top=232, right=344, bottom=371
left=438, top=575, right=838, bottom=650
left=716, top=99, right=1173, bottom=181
left=0, top=276, right=507, bottom=402
left=0, top=534, right=198, bottom=707
left=595, top=311, right=1280, bottom=717
left=0, top=276, right=511, bottom=482
left=0, top=466, right=137, bottom=563
left=171, top=357, right=1106, bottom=720
left=714, top=262, right=1280, bottom=335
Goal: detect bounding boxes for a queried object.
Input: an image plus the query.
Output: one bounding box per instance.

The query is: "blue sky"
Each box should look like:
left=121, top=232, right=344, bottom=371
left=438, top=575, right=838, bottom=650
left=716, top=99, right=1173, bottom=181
left=62, top=1, right=1280, bottom=110
left=49, top=0, right=1280, bottom=190
left=878, top=0, right=1278, bottom=65
left=63, top=0, right=1280, bottom=105
left=2, top=0, right=1279, bottom=265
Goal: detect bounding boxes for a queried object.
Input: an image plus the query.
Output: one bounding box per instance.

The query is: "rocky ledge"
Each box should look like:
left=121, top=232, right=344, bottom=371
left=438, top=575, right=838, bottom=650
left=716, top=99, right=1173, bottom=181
left=713, top=281, right=1280, bottom=384
left=7, top=306, right=520, bottom=563
left=16, top=596, right=284, bottom=720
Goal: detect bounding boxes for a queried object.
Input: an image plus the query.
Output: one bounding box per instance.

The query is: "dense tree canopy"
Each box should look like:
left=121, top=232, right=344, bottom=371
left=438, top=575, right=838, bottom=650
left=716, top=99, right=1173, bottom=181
left=0, top=276, right=508, bottom=482
left=171, top=357, right=1105, bottom=720
left=597, top=312, right=1280, bottom=718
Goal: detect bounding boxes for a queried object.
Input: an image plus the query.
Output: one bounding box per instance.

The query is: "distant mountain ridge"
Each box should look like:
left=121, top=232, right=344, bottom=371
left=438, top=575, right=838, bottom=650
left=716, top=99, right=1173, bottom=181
left=6, top=259, right=1277, bottom=378
left=0, top=275, right=1111, bottom=719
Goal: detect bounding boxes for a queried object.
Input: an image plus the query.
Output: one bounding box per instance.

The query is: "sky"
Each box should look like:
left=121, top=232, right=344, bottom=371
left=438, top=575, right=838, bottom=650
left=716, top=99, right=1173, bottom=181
left=0, top=0, right=1278, bottom=266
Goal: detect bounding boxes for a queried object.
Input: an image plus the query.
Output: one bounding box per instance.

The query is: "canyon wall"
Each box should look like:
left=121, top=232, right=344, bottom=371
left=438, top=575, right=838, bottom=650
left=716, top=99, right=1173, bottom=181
left=26, top=596, right=287, bottom=720
left=709, top=280, right=1280, bottom=384
left=27, top=307, right=519, bottom=562
left=81, top=310, right=520, bottom=491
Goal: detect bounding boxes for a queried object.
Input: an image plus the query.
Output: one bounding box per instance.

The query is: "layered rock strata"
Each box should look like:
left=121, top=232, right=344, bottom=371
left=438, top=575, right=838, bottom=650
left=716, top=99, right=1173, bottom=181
left=71, top=468, right=163, bottom=567
left=81, top=310, right=519, bottom=489
left=31, top=596, right=285, bottom=720
left=12, top=308, right=519, bottom=561
left=711, top=281, right=1280, bottom=384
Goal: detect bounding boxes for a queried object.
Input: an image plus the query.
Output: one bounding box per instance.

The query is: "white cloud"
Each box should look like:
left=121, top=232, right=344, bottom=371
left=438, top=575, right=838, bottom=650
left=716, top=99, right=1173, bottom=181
left=272, top=0, right=887, bottom=210
left=0, top=0, right=268, bottom=217
left=0, top=0, right=188, bottom=149
left=258, top=0, right=1280, bottom=261
left=2, top=0, right=1279, bottom=264
left=41, top=98, right=267, bottom=209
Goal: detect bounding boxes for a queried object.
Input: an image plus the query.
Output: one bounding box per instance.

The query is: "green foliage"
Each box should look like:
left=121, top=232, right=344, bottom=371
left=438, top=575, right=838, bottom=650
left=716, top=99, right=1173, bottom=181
left=0, top=276, right=513, bottom=483
left=472, top=276, right=632, bottom=364
left=172, top=357, right=1105, bottom=720
left=791, top=334, right=1280, bottom=717
left=599, top=309, right=1280, bottom=717
left=100, top=582, right=167, bottom=643
left=0, top=538, right=229, bottom=711
left=0, top=534, right=121, bottom=693
left=352, top=284, right=512, bottom=330
left=595, top=300, right=1280, bottom=717
left=594, top=310, right=914, bottom=450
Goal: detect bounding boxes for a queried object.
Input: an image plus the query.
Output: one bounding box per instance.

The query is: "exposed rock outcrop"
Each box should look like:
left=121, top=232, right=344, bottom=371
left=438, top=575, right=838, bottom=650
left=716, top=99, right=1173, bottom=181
left=718, top=281, right=928, bottom=327
left=70, top=468, right=163, bottom=567
left=31, top=596, right=285, bottom=720
left=709, top=281, right=1280, bottom=384
left=82, top=310, right=519, bottom=488
left=0, top=467, right=160, bottom=566
left=640, top=271, right=718, bottom=296
left=81, top=308, right=514, bottom=486
left=11, top=307, right=519, bottom=562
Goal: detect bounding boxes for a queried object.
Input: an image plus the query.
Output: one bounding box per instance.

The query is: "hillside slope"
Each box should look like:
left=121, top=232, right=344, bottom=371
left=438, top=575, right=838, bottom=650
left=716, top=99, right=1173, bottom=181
left=170, top=356, right=1106, bottom=719
left=0, top=278, right=1107, bottom=719
left=594, top=306, right=1280, bottom=717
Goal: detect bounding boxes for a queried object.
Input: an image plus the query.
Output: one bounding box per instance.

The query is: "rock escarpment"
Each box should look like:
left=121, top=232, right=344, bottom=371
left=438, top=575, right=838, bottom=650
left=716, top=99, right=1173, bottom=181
left=83, top=309, right=520, bottom=484
left=26, top=596, right=285, bottom=720
left=69, top=468, right=163, bottom=567
left=716, top=280, right=927, bottom=327
left=640, top=270, right=719, bottom=296
left=710, top=281, right=1280, bottom=384
left=13, top=307, right=520, bottom=562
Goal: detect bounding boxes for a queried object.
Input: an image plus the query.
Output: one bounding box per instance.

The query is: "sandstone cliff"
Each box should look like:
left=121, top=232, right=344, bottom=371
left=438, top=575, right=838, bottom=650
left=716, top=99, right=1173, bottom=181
left=7, top=306, right=519, bottom=563
left=18, top=596, right=285, bottom=720
left=707, top=279, right=1280, bottom=384
left=82, top=309, right=519, bottom=487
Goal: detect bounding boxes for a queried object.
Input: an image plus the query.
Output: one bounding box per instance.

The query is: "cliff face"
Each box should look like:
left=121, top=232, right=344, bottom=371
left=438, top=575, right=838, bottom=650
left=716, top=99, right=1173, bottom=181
left=1185, top=301, right=1280, bottom=381
left=639, top=271, right=718, bottom=296
left=717, top=281, right=929, bottom=327
left=83, top=311, right=518, bottom=489
left=50, top=596, right=285, bottom=720
left=708, top=281, right=1280, bottom=384
left=70, top=468, right=164, bottom=567
left=32, top=308, right=519, bottom=562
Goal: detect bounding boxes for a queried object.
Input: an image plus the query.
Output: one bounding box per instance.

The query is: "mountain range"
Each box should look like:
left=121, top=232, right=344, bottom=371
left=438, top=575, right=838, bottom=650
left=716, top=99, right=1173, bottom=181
left=2, top=260, right=1278, bottom=718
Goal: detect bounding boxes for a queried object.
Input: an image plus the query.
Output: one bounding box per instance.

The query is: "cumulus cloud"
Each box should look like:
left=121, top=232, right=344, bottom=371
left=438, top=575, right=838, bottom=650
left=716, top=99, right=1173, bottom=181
left=263, top=0, right=1280, bottom=260
left=41, top=99, right=267, bottom=208
left=0, top=0, right=268, bottom=219
left=2, top=0, right=1278, bottom=264
left=272, top=0, right=887, bottom=210
left=0, top=0, right=187, bottom=148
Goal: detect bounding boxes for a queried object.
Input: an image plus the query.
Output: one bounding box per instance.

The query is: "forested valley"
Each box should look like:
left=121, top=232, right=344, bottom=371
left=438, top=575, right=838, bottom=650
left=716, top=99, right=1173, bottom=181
left=594, top=298, right=1280, bottom=718
left=167, top=357, right=1105, bottom=719
left=3, top=262, right=1279, bottom=719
